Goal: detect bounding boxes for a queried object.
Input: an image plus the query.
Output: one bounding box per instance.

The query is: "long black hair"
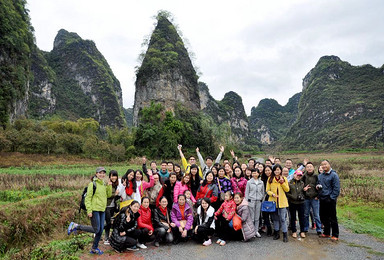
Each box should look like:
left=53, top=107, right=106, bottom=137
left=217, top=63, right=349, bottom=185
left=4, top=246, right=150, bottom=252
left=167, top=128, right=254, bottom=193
left=122, top=169, right=136, bottom=191
left=269, top=164, right=283, bottom=183
left=199, top=197, right=212, bottom=223
left=202, top=171, right=214, bottom=186
left=109, top=170, right=119, bottom=189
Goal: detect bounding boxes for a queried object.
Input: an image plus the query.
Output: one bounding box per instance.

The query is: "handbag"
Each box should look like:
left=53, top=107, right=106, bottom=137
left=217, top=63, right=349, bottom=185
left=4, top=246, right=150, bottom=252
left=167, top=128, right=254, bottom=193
left=232, top=214, right=242, bottom=231
left=261, top=201, right=276, bottom=212
left=217, top=178, right=226, bottom=201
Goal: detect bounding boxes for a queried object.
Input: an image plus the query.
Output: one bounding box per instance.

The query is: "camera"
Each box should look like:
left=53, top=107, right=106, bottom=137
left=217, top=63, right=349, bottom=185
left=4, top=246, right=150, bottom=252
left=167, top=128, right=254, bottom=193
left=316, top=184, right=323, bottom=190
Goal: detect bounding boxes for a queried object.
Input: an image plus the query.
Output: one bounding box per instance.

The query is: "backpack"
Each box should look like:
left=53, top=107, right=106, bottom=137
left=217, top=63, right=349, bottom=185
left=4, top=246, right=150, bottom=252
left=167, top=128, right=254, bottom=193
left=79, top=181, right=96, bottom=213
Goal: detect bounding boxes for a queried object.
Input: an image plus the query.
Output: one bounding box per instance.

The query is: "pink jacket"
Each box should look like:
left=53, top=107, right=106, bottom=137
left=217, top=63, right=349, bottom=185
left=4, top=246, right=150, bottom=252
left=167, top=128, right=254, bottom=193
left=137, top=175, right=154, bottom=197
left=231, top=177, right=247, bottom=195
left=173, top=181, right=196, bottom=203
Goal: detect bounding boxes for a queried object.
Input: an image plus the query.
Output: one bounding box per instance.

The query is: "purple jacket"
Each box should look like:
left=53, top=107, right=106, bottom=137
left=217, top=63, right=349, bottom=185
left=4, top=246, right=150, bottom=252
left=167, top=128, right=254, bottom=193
left=171, top=202, right=194, bottom=231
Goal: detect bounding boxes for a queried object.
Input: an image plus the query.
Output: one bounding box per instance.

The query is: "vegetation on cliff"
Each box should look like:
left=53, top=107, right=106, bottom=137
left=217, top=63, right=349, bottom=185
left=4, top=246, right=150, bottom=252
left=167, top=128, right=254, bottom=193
left=0, top=0, right=34, bottom=126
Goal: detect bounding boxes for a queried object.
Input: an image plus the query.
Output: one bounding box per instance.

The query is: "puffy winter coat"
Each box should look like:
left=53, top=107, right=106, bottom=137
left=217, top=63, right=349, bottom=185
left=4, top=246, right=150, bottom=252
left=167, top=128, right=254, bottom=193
left=196, top=182, right=218, bottom=203
left=137, top=205, right=154, bottom=231
left=152, top=206, right=172, bottom=230
left=196, top=205, right=215, bottom=229
left=237, top=199, right=256, bottom=241
left=214, top=199, right=236, bottom=221
left=173, top=181, right=196, bottom=203
left=110, top=208, right=140, bottom=252
left=231, top=177, right=247, bottom=195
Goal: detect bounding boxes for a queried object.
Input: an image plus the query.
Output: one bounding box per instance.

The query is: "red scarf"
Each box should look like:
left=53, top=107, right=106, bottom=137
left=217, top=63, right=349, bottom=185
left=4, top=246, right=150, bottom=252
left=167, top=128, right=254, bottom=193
left=125, top=180, right=134, bottom=196
left=275, top=176, right=280, bottom=182
left=159, top=206, right=168, bottom=217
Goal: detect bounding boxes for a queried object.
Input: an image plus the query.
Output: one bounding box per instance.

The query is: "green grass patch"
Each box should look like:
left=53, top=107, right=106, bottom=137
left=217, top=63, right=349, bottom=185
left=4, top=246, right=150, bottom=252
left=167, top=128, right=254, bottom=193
left=338, top=199, right=384, bottom=240
left=1, top=234, right=93, bottom=260
left=0, top=164, right=140, bottom=176
left=0, top=187, right=60, bottom=202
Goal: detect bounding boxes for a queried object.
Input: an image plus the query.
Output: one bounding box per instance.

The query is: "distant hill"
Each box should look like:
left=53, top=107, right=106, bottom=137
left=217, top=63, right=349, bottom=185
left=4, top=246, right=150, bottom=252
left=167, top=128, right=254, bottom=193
left=248, top=93, right=301, bottom=145
left=284, top=56, right=384, bottom=150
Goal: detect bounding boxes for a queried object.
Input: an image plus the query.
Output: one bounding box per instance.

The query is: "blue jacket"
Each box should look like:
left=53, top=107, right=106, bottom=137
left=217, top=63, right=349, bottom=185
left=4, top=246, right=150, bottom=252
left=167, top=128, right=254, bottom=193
left=318, top=169, right=340, bottom=201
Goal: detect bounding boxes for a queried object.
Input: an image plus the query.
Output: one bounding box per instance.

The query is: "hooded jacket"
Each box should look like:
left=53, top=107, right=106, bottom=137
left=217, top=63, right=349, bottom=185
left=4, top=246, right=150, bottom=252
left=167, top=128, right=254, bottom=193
left=85, top=177, right=112, bottom=215
left=237, top=199, right=256, bottom=241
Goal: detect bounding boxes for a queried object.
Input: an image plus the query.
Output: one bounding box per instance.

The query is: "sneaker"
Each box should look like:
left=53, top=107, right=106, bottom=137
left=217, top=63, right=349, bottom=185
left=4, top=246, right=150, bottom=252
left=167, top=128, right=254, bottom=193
left=154, top=241, right=160, bottom=247
left=104, top=239, right=110, bottom=245
left=90, top=248, right=103, bottom=255
left=127, top=246, right=139, bottom=251
left=300, top=232, right=306, bottom=238
left=203, top=239, right=212, bottom=246
left=219, top=240, right=226, bottom=246
left=137, top=243, right=147, bottom=249
left=317, top=231, right=322, bottom=235
left=331, top=236, right=339, bottom=241
left=320, top=234, right=330, bottom=238
left=292, top=232, right=297, bottom=238
left=255, top=232, right=261, bottom=238
left=216, top=239, right=222, bottom=244
left=67, top=222, right=77, bottom=235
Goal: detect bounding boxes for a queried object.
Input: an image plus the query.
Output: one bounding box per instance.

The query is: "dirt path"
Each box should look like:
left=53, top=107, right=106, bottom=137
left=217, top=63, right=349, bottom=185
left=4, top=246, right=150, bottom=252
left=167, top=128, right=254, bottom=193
left=80, top=225, right=384, bottom=260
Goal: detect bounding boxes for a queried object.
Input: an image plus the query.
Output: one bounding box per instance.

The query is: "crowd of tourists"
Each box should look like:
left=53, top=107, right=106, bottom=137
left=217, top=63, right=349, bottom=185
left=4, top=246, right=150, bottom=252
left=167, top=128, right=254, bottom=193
left=67, top=145, right=341, bottom=255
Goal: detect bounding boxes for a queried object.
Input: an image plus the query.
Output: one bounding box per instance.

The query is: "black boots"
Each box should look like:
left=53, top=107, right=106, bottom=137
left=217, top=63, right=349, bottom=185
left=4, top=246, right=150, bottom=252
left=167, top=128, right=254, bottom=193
left=273, top=230, right=280, bottom=240
left=267, top=227, right=272, bottom=237
left=283, top=232, right=288, bottom=242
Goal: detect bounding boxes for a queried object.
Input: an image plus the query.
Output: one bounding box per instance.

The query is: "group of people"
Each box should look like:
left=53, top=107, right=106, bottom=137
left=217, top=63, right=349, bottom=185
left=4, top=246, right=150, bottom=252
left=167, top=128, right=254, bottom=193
left=67, top=145, right=341, bottom=255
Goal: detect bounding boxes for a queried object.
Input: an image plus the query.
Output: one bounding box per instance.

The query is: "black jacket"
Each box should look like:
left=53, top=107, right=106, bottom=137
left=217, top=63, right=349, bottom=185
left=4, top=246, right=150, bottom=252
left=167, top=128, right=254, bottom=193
left=152, top=207, right=171, bottom=230
left=302, top=171, right=319, bottom=199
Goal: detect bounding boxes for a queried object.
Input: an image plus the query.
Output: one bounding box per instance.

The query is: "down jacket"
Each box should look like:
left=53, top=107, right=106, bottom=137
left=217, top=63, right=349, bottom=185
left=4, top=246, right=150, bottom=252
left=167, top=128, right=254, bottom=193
left=237, top=199, right=256, bottom=241
left=110, top=207, right=140, bottom=252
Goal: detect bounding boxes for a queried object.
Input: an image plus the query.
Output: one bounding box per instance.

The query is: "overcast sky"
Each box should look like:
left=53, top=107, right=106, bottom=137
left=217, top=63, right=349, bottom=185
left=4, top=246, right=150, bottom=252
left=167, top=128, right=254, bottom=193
left=27, top=0, right=384, bottom=115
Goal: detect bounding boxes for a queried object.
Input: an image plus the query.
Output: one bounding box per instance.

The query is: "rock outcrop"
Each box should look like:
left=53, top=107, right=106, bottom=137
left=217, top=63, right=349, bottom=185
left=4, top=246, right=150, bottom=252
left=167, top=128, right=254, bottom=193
left=41, top=29, right=126, bottom=128
left=199, top=82, right=249, bottom=143
left=248, top=93, right=301, bottom=145
left=284, top=56, right=384, bottom=150
left=133, top=13, right=200, bottom=125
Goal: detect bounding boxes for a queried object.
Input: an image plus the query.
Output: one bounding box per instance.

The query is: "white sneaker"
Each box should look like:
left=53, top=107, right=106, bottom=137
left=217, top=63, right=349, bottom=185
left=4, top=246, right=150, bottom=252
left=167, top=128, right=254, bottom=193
left=136, top=243, right=147, bottom=249
left=255, top=232, right=261, bottom=238
left=203, top=239, right=212, bottom=246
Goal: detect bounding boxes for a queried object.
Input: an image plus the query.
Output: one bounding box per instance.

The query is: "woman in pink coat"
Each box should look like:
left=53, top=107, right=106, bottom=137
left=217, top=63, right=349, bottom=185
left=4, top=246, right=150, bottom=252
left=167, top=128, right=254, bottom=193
left=231, top=166, right=247, bottom=196
left=173, top=174, right=196, bottom=203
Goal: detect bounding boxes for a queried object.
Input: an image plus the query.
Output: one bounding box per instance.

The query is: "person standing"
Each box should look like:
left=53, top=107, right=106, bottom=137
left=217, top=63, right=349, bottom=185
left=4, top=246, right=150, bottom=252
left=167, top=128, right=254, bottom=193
left=67, top=167, right=112, bottom=255
left=302, top=162, right=322, bottom=235
left=196, top=146, right=224, bottom=178
left=266, top=164, right=290, bottom=242
left=244, top=168, right=264, bottom=238
left=318, top=160, right=340, bottom=241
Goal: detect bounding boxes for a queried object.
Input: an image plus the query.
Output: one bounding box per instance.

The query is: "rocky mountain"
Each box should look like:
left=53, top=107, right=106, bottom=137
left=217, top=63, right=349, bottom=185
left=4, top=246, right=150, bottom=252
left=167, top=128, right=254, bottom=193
left=284, top=56, right=384, bottom=150
left=199, top=82, right=249, bottom=143
left=39, top=29, right=126, bottom=128
left=0, top=0, right=34, bottom=127
left=133, top=12, right=200, bottom=126
left=248, top=93, right=301, bottom=145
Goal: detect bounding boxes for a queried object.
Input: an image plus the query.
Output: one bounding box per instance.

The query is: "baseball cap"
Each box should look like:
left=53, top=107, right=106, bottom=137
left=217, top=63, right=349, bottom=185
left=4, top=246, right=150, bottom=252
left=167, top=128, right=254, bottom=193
left=96, top=167, right=106, bottom=173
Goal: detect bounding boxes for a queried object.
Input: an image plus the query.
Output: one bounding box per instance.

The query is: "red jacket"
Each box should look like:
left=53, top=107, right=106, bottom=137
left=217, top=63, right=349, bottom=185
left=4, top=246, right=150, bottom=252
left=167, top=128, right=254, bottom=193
left=196, top=182, right=218, bottom=203
left=214, top=199, right=236, bottom=221
left=137, top=205, right=154, bottom=231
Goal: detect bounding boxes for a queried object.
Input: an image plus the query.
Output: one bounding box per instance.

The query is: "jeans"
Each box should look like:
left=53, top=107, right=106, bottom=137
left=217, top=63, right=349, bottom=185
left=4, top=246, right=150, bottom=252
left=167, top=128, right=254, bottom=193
left=77, top=211, right=105, bottom=250
left=304, top=199, right=322, bottom=232
left=320, top=199, right=339, bottom=238
left=272, top=207, right=288, bottom=233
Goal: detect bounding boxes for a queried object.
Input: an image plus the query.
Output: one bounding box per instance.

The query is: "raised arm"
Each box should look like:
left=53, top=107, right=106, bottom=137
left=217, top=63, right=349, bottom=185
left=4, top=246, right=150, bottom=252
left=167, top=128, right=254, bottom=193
left=215, top=145, right=224, bottom=164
